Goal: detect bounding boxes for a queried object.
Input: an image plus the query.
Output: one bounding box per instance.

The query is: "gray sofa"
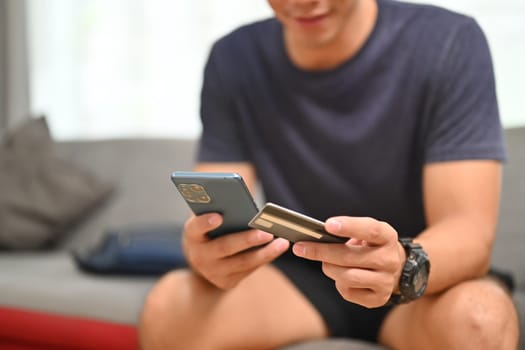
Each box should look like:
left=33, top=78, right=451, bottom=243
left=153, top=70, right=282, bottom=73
left=0, top=128, right=523, bottom=349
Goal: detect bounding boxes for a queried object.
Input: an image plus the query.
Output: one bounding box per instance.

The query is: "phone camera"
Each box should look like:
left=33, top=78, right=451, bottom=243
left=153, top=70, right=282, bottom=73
left=178, top=183, right=211, bottom=203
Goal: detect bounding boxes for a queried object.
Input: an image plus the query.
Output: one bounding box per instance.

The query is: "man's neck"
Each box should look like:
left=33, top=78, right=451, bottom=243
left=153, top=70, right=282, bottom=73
left=285, top=0, right=378, bottom=71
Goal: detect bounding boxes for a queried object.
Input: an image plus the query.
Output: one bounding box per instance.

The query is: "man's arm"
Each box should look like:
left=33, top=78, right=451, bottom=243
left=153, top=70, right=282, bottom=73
left=416, top=159, right=502, bottom=294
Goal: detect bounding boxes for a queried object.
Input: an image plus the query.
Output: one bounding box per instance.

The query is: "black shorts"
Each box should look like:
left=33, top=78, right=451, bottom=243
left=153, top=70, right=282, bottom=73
left=273, top=252, right=515, bottom=344
left=273, top=250, right=393, bottom=343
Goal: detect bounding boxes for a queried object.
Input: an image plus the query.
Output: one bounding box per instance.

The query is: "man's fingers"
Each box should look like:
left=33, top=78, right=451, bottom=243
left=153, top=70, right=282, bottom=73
left=208, top=238, right=290, bottom=289
left=293, top=242, right=393, bottom=271
left=227, top=238, right=290, bottom=274
left=184, top=213, right=223, bottom=243
left=322, top=264, right=393, bottom=307
left=322, top=264, right=394, bottom=291
left=208, top=229, right=275, bottom=258
left=334, top=284, right=392, bottom=308
left=325, top=216, right=396, bottom=245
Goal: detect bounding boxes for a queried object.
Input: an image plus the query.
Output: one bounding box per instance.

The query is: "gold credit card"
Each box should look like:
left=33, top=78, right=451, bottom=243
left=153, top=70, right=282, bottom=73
left=248, top=202, right=346, bottom=243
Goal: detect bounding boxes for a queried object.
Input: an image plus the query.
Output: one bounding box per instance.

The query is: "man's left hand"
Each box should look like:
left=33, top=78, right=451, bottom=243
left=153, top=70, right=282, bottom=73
left=292, top=216, right=405, bottom=308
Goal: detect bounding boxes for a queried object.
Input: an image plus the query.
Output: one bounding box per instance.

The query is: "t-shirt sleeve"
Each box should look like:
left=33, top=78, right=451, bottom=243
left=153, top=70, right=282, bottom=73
left=424, top=18, right=506, bottom=163
left=197, top=43, right=249, bottom=163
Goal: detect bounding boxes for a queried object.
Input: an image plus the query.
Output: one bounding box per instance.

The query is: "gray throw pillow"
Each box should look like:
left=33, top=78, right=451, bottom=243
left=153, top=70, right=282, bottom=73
left=0, top=117, right=114, bottom=249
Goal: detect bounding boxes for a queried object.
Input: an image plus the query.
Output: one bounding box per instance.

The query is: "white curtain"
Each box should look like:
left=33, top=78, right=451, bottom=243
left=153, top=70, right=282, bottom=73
left=0, top=0, right=31, bottom=138
left=28, top=0, right=272, bottom=140
left=27, top=0, right=525, bottom=140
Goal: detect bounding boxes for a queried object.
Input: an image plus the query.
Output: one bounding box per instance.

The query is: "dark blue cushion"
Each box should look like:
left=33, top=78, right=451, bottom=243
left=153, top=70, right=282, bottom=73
left=72, top=224, right=187, bottom=275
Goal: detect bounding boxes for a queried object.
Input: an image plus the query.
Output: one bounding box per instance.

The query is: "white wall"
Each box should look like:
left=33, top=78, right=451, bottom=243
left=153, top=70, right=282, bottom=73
left=28, top=0, right=524, bottom=140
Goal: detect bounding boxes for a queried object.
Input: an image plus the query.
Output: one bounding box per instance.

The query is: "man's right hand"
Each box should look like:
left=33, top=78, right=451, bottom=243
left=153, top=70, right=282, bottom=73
left=182, top=212, right=290, bottom=289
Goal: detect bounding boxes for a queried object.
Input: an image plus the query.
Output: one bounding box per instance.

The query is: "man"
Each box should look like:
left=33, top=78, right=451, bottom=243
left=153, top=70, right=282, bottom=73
left=140, top=0, right=519, bottom=348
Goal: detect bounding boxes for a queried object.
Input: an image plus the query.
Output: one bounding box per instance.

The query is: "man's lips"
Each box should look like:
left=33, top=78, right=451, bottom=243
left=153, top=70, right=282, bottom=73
left=294, top=13, right=330, bottom=26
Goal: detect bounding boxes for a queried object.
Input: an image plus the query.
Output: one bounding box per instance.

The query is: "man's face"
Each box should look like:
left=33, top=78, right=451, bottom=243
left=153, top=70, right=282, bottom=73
left=268, top=0, right=358, bottom=48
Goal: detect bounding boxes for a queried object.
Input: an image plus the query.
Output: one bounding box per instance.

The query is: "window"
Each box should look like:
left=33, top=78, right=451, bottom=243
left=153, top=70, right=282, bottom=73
left=28, top=0, right=272, bottom=139
left=27, top=0, right=525, bottom=140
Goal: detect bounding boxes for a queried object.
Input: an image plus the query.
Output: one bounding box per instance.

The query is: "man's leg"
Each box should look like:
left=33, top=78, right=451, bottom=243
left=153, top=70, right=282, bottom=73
left=379, top=277, right=519, bottom=350
left=139, top=265, right=329, bottom=350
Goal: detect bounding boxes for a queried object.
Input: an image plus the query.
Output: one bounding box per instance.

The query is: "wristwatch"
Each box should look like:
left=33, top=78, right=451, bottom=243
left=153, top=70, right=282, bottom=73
left=388, top=237, right=430, bottom=305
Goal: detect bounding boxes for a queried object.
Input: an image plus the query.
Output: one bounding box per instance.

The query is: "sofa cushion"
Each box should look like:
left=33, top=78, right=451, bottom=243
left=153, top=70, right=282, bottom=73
left=0, top=252, right=156, bottom=323
left=0, top=306, right=138, bottom=350
left=72, top=223, right=187, bottom=275
left=0, top=117, right=113, bottom=249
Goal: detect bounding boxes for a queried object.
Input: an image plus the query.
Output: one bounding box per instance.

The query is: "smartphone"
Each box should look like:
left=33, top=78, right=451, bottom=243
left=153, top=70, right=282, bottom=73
left=170, top=171, right=259, bottom=239
left=249, top=202, right=346, bottom=243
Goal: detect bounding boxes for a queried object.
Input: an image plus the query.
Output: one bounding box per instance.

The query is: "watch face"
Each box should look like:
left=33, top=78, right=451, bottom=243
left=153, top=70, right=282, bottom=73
left=397, top=241, right=430, bottom=303
left=413, top=269, right=427, bottom=292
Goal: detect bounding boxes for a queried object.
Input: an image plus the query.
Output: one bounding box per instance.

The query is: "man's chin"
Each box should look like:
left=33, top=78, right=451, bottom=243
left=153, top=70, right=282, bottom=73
left=295, top=31, right=340, bottom=49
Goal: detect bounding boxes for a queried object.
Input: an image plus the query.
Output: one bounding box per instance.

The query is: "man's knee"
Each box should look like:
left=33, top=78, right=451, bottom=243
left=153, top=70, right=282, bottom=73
left=441, top=279, right=519, bottom=349
left=142, top=272, right=174, bottom=314
left=139, top=269, right=207, bottom=349
left=141, top=270, right=185, bottom=322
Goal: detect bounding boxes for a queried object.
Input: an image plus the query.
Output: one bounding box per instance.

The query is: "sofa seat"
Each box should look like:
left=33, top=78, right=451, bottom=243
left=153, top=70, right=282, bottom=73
left=0, top=253, right=155, bottom=350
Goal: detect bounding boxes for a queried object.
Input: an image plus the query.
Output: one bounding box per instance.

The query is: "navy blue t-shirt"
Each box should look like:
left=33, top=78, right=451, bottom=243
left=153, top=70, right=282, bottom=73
left=198, top=0, right=505, bottom=238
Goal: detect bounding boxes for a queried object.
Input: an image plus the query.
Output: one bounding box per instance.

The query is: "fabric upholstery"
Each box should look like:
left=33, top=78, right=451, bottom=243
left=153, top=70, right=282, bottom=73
left=0, top=306, right=137, bottom=350
left=0, top=117, right=113, bottom=249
